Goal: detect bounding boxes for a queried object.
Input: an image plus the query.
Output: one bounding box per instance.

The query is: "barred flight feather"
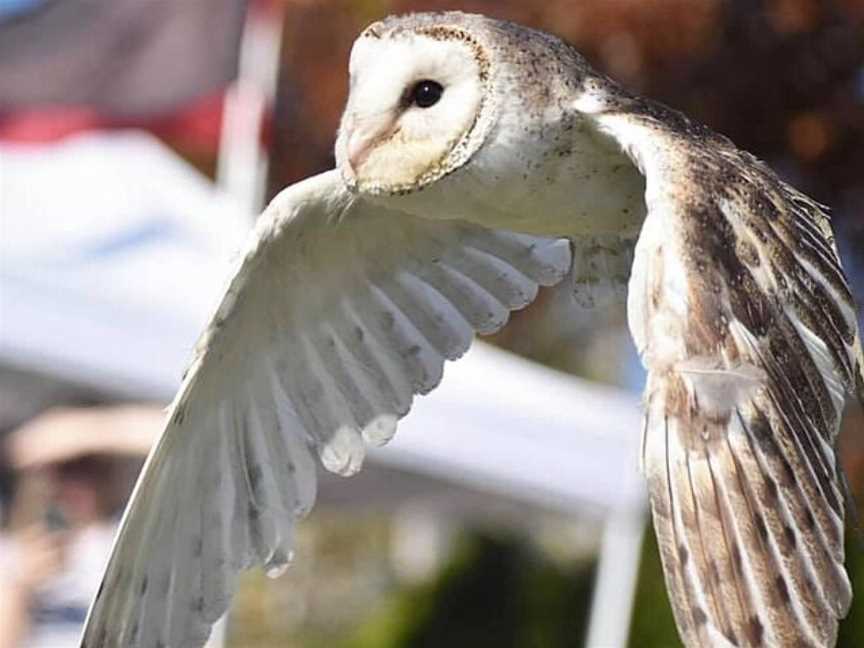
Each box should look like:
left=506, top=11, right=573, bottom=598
left=596, top=96, right=861, bottom=647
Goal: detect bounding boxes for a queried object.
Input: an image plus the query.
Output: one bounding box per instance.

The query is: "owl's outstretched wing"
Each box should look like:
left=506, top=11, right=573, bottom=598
left=592, top=97, right=863, bottom=647
left=80, top=170, right=570, bottom=648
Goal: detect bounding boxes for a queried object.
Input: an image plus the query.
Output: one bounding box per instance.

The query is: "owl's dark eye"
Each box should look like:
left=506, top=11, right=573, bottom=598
left=409, top=80, right=444, bottom=108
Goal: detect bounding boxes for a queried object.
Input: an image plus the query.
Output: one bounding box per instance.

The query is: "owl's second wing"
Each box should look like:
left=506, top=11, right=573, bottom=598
left=80, top=170, right=570, bottom=648
left=592, top=99, right=863, bottom=647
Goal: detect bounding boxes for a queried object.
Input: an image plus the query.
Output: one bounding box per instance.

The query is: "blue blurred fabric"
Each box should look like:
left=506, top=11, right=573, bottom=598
left=0, top=0, right=44, bottom=19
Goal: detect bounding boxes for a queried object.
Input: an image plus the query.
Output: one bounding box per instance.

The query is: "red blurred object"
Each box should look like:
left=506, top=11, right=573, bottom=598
left=0, top=0, right=248, bottom=153
left=0, top=108, right=101, bottom=143
left=0, top=93, right=227, bottom=150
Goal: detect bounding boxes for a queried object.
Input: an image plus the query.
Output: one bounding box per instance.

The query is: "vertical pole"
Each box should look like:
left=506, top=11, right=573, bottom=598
left=216, top=1, right=284, bottom=219
left=584, top=503, right=647, bottom=648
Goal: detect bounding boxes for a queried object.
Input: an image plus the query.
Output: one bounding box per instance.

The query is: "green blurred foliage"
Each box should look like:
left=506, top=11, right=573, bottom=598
left=837, top=534, right=864, bottom=648
left=347, top=531, right=595, bottom=648
left=628, top=528, right=681, bottom=648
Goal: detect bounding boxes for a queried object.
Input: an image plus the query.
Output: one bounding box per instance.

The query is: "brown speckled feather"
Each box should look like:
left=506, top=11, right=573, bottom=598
left=587, top=89, right=862, bottom=647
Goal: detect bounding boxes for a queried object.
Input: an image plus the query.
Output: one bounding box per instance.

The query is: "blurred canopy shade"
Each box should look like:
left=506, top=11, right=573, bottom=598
left=0, top=0, right=246, bottom=119
left=6, top=405, right=163, bottom=470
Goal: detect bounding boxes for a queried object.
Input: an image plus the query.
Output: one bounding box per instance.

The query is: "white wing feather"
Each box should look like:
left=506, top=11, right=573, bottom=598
left=80, top=170, right=570, bottom=648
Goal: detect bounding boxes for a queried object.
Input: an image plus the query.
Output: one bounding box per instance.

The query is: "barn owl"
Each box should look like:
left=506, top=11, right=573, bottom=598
left=81, top=11, right=863, bottom=648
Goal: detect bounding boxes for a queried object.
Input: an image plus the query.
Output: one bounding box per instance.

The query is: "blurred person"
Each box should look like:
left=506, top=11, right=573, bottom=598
left=0, top=406, right=159, bottom=648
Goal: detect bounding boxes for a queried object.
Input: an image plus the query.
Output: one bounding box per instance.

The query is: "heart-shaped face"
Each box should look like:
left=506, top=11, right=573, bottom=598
left=335, top=23, right=491, bottom=195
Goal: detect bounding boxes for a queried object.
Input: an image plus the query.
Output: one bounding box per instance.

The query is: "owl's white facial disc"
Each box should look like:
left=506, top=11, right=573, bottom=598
left=336, top=29, right=489, bottom=194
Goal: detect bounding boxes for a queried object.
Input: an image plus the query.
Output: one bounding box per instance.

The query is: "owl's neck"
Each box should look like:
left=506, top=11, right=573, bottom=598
left=372, top=109, right=647, bottom=241
left=462, top=112, right=648, bottom=238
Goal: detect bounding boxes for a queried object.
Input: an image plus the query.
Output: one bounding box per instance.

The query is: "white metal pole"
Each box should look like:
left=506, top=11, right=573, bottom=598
left=584, top=501, right=647, bottom=648
left=216, top=2, right=284, bottom=218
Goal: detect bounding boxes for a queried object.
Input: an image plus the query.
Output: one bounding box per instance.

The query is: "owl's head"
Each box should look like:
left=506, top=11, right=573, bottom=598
left=335, top=13, right=505, bottom=195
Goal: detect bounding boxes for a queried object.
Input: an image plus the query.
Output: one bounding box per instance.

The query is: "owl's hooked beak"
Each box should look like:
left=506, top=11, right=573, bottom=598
left=344, top=113, right=400, bottom=176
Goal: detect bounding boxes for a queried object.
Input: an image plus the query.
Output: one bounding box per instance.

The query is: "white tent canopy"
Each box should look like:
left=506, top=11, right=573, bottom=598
left=1, top=133, right=249, bottom=398
left=0, top=132, right=647, bottom=646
